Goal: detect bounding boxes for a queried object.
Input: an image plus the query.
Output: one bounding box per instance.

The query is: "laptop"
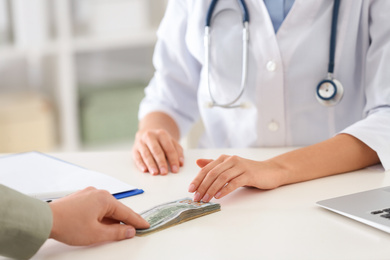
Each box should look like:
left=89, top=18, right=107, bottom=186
left=316, top=186, right=390, bottom=233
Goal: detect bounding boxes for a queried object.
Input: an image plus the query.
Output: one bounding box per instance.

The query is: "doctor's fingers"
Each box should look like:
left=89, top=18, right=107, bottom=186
left=136, top=139, right=163, bottom=175
left=173, top=141, right=185, bottom=167
left=191, top=155, right=239, bottom=201
left=199, top=167, right=246, bottom=202
left=189, top=155, right=232, bottom=193
left=158, top=136, right=184, bottom=173
left=196, top=158, right=214, bottom=168
left=143, top=130, right=183, bottom=175
left=213, top=175, right=249, bottom=199
left=134, top=130, right=170, bottom=175
left=133, top=131, right=158, bottom=174
left=132, top=149, right=148, bottom=173
left=189, top=157, right=223, bottom=193
left=143, top=142, right=168, bottom=175
left=134, top=130, right=171, bottom=175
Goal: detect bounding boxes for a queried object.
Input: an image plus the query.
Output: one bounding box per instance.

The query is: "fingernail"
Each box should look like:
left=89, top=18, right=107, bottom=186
left=179, top=157, right=184, bottom=165
left=215, top=192, right=221, bottom=199
left=202, top=194, right=210, bottom=202
left=171, top=165, right=178, bottom=173
left=125, top=228, right=135, bottom=238
left=151, top=167, right=158, bottom=175
left=193, top=192, right=201, bottom=202
left=188, top=183, right=195, bottom=192
left=160, top=166, right=167, bottom=175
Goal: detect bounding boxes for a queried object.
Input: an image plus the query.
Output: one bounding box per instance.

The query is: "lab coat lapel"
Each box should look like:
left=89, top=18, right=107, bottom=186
left=248, top=0, right=280, bottom=63
left=247, top=0, right=287, bottom=145
left=275, top=0, right=325, bottom=56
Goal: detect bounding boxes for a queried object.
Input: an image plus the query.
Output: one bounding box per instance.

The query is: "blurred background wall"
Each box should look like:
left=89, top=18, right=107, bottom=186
left=0, top=0, right=168, bottom=153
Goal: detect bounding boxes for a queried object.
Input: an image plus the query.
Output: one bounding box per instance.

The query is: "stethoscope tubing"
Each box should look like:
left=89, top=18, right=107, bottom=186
left=205, top=0, right=250, bottom=108
left=317, top=0, right=343, bottom=106
left=328, top=0, right=340, bottom=75
left=206, top=0, right=343, bottom=108
left=206, top=0, right=250, bottom=26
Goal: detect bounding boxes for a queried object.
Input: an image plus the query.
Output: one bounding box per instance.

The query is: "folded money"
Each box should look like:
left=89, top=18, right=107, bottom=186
left=136, top=198, right=221, bottom=236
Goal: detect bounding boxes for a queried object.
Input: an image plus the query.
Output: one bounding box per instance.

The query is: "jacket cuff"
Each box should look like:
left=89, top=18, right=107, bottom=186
left=0, top=185, right=52, bottom=260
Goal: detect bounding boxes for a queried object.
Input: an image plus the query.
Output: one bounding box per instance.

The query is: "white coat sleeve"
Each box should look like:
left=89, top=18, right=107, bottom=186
left=340, top=0, right=390, bottom=170
left=138, top=0, right=201, bottom=137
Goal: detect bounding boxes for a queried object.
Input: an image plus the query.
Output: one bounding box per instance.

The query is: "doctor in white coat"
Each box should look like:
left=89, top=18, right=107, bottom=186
left=133, top=0, right=390, bottom=203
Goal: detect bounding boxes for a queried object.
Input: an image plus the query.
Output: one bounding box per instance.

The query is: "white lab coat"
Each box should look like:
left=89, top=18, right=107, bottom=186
left=139, top=0, right=390, bottom=170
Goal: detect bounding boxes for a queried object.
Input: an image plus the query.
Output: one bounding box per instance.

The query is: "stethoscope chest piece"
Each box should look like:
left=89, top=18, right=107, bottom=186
left=316, top=78, right=344, bottom=106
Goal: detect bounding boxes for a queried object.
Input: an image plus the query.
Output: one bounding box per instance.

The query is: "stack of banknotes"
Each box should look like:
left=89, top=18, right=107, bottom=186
left=136, top=198, right=221, bottom=236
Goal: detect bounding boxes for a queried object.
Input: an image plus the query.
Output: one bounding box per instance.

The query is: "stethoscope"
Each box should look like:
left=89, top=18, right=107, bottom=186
left=204, top=0, right=343, bottom=108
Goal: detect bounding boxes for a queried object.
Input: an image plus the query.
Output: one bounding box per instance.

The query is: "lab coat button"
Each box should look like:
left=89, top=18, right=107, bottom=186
left=266, top=61, right=277, bottom=72
left=268, top=121, right=279, bottom=132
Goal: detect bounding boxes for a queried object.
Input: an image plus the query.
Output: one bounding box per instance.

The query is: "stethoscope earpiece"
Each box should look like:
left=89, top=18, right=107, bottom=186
left=316, top=78, right=344, bottom=106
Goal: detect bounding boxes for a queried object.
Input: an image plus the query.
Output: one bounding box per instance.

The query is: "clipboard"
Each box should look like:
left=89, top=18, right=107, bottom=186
left=0, top=151, right=144, bottom=200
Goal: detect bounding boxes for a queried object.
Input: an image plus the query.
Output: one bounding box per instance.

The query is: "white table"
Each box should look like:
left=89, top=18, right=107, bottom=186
left=17, top=148, right=390, bottom=259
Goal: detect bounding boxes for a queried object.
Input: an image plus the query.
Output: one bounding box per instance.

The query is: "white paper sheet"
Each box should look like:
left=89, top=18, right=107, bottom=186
left=0, top=151, right=138, bottom=199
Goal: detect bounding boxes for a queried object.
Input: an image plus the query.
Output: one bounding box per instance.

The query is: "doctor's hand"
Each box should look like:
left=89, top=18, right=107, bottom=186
left=49, top=187, right=150, bottom=246
left=188, top=155, right=286, bottom=202
left=132, top=128, right=184, bottom=175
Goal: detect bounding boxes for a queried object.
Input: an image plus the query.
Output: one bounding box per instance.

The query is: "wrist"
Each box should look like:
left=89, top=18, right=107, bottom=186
left=264, top=158, right=292, bottom=188
left=48, top=202, right=60, bottom=240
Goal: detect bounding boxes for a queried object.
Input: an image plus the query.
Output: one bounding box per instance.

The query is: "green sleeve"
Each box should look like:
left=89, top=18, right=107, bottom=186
left=0, top=185, right=53, bottom=260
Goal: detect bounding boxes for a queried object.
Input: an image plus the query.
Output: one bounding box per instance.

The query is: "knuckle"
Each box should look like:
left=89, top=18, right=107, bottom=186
left=144, top=157, right=157, bottom=167
left=143, top=131, right=155, bottom=140
left=95, top=189, right=112, bottom=202
left=227, top=178, right=238, bottom=188
left=138, top=144, right=150, bottom=156
left=132, top=149, right=141, bottom=160
left=206, top=169, right=218, bottom=178
left=219, top=173, right=230, bottom=184
left=228, top=155, right=239, bottom=163
left=223, top=186, right=234, bottom=195
left=223, top=183, right=234, bottom=193
left=152, top=148, right=164, bottom=159
left=155, top=129, right=167, bottom=137
left=85, top=186, right=97, bottom=191
left=96, top=189, right=110, bottom=196
left=163, top=144, right=176, bottom=154
left=198, top=166, right=209, bottom=177
left=135, top=131, right=142, bottom=140
left=136, top=131, right=150, bottom=142
left=218, top=154, right=228, bottom=160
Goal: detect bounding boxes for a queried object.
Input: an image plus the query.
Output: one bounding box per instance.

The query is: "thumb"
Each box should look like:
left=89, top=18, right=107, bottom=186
left=196, top=159, right=213, bottom=168
left=101, top=224, right=136, bottom=242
